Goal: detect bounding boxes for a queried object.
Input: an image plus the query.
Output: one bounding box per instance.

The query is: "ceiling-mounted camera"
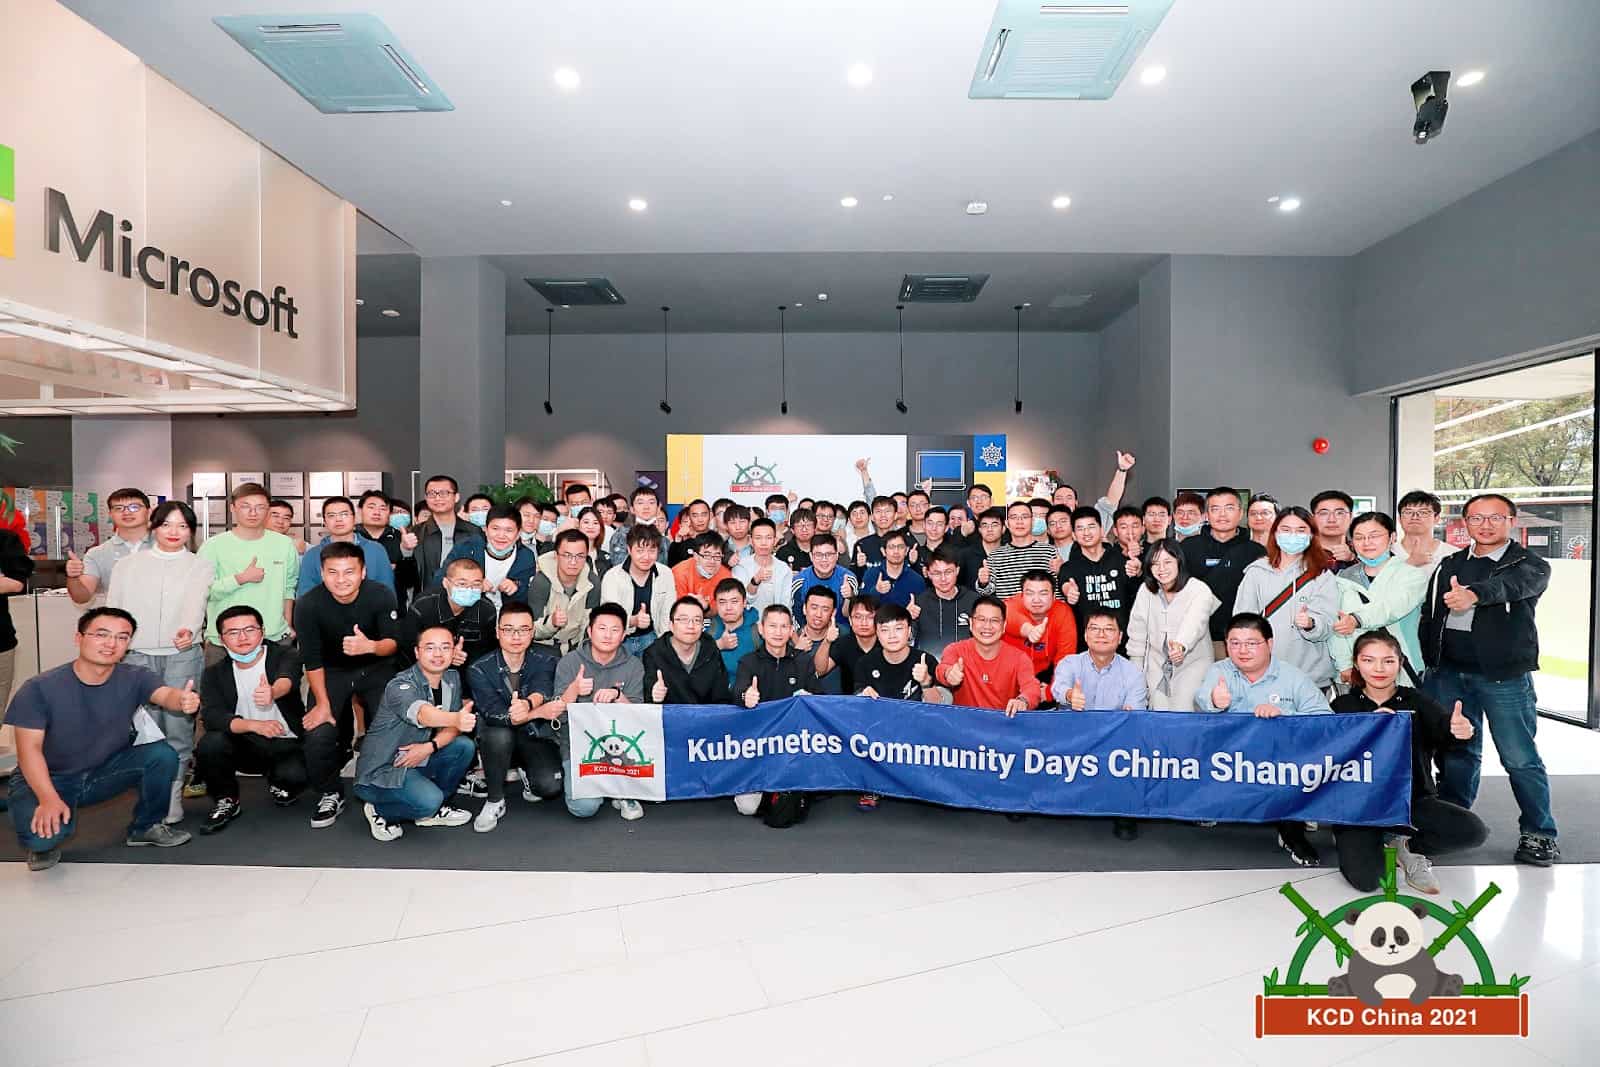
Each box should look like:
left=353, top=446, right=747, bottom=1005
left=1411, top=70, right=1450, bottom=144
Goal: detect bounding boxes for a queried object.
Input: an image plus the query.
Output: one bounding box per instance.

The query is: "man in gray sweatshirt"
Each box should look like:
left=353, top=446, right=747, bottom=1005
left=551, top=604, right=647, bottom=821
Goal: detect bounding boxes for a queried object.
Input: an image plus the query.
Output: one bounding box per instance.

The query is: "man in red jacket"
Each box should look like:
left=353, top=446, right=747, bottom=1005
left=1003, top=570, right=1078, bottom=687
left=936, top=596, right=1042, bottom=714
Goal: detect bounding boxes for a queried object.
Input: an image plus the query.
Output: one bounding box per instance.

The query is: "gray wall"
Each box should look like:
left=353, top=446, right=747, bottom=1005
left=169, top=336, right=421, bottom=498
left=0, top=417, right=73, bottom=486
left=505, top=330, right=1104, bottom=490
left=1134, top=262, right=1174, bottom=497
left=1348, top=128, right=1600, bottom=394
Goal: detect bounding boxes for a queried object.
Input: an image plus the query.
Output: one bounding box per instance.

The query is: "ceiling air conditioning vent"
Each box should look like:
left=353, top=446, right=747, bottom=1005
left=213, top=13, right=454, bottom=113
left=899, top=274, right=990, bottom=303
left=523, top=277, right=627, bottom=307
left=969, top=0, right=1174, bottom=100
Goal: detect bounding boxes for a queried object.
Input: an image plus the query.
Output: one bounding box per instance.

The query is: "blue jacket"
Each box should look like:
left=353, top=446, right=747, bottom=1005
left=441, top=540, right=539, bottom=603
left=466, top=647, right=559, bottom=738
left=355, top=664, right=469, bottom=791
left=298, top=536, right=394, bottom=596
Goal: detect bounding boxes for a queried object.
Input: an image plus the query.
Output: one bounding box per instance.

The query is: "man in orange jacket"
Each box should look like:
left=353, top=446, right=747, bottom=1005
left=1003, top=569, right=1078, bottom=685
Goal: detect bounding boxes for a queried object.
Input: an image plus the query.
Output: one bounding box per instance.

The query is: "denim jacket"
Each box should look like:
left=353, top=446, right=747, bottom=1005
left=355, top=664, right=463, bottom=791
left=466, top=648, right=559, bottom=738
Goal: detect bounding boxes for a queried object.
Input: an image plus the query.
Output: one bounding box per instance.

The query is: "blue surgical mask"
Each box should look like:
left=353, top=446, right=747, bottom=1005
left=537, top=519, right=557, bottom=537
left=448, top=586, right=482, bottom=608
left=769, top=509, right=787, bottom=524
left=226, top=646, right=264, bottom=664
left=1276, top=531, right=1313, bottom=555
left=832, top=517, right=847, bottom=534
left=467, top=511, right=489, bottom=527
left=1175, top=522, right=1203, bottom=538
left=1358, top=549, right=1391, bottom=567
left=1031, top=517, right=1047, bottom=536
left=485, top=540, right=515, bottom=560
left=388, top=513, right=411, bottom=530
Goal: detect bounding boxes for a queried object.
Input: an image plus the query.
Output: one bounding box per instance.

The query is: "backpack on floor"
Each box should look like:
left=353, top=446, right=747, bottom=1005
left=762, top=791, right=810, bottom=829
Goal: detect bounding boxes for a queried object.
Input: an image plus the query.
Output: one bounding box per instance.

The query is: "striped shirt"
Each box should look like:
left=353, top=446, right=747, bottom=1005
left=983, top=541, right=1060, bottom=599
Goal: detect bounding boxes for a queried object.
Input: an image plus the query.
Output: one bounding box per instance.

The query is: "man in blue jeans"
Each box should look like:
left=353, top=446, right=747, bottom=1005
left=1419, top=492, right=1557, bottom=866
left=352, top=625, right=477, bottom=842
left=8, top=607, right=200, bottom=870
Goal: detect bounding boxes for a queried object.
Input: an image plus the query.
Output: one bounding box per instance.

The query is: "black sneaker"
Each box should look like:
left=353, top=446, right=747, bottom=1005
left=1514, top=834, right=1560, bottom=867
left=201, top=797, right=242, bottom=835
left=267, top=785, right=299, bottom=807
left=1112, top=818, right=1139, bottom=841
left=1277, top=826, right=1321, bottom=867
left=455, top=768, right=488, bottom=799
left=310, top=792, right=345, bottom=829
left=27, top=847, right=61, bottom=872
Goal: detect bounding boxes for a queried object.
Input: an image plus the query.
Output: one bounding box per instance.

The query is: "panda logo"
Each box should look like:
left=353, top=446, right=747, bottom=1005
left=1326, top=901, right=1463, bottom=1006
left=598, top=734, right=635, bottom=767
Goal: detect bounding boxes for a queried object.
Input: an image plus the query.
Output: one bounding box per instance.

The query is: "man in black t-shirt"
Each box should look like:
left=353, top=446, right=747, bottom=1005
left=831, top=595, right=880, bottom=694
left=1180, top=486, right=1266, bottom=652
left=295, top=541, right=400, bottom=829
left=1058, top=507, right=1139, bottom=637
left=852, top=602, right=940, bottom=812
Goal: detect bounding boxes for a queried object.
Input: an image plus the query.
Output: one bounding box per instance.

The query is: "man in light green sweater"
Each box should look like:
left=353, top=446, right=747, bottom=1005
left=198, top=483, right=299, bottom=663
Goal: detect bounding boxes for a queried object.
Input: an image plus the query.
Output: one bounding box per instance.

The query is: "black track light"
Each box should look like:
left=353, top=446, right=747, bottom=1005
left=543, top=307, right=556, bottom=415
left=778, top=305, right=789, bottom=415
left=659, top=400, right=673, bottom=415
left=895, top=304, right=907, bottom=414
left=544, top=400, right=555, bottom=416
left=1013, top=304, right=1024, bottom=414
left=896, top=399, right=908, bottom=414
left=659, top=305, right=672, bottom=416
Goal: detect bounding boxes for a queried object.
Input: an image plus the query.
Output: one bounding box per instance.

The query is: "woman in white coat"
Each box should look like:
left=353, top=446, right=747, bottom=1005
left=1232, top=506, right=1340, bottom=689
left=1125, top=538, right=1220, bottom=710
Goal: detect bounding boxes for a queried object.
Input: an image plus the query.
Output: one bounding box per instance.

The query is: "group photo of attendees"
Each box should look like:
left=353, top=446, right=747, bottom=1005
left=0, top=454, right=1561, bottom=895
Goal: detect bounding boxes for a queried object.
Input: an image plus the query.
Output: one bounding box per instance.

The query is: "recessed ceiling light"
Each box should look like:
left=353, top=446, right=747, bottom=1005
left=628, top=198, right=648, bottom=212
left=1139, top=65, right=1167, bottom=86
left=1022, top=302, right=1031, bottom=308
left=840, top=196, right=858, bottom=208
left=354, top=298, right=364, bottom=306
left=553, top=67, right=580, bottom=91
left=966, top=201, right=988, bottom=215
left=881, top=193, right=894, bottom=201
left=1051, top=195, right=1071, bottom=210
left=1277, top=197, right=1301, bottom=213
left=1457, top=70, right=1485, bottom=87
left=847, top=63, right=873, bottom=88
left=1266, top=195, right=1280, bottom=203
left=500, top=199, right=513, bottom=207
left=381, top=308, right=400, bottom=318
left=794, top=302, right=803, bottom=307
left=817, top=293, right=828, bottom=301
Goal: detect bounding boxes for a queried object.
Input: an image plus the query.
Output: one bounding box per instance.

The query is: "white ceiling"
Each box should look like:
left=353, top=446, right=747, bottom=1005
left=61, top=0, right=1600, bottom=266
left=1437, top=351, right=1595, bottom=401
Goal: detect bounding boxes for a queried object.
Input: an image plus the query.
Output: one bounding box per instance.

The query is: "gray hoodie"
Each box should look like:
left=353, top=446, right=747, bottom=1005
left=551, top=640, right=646, bottom=756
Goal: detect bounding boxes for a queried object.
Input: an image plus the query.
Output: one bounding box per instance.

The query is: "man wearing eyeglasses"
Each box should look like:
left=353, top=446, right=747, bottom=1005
left=528, top=529, right=603, bottom=656
left=198, top=482, right=299, bottom=666
left=1419, top=492, right=1557, bottom=867
left=192, top=605, right=312, bottom=834
left=65, top=487, right=152, bottom=606
left=400, top=557, right=498, bottom=671
left=466, top=602, right=561, bottom=832
left=8, top=608, right=200, bottom=870
left=1310, top=490, right=1358, bottom=572
left=411, top=475, right=483, bottom=589
left=297, top=496, right=395, bottom=598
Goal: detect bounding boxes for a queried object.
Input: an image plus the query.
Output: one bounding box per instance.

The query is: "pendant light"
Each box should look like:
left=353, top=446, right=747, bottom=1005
left=1013, top=304, right=1024, bottom=414
left=658, top=305, right=673, bottom=414
left=895, top=304, right=908, bottom=413
left=778, top=305, right=789, bottom=414
left=543, top=307, right=555, bottom=415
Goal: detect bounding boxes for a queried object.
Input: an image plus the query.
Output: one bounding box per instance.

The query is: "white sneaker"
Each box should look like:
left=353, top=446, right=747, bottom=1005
left=474, top=799, right=507, bottom=833
left=363, top=802, right=403, bottom=842
left=163, top=780, right=185, bottom=825
left=617, top=798, right=645, bottom=821
left=416, top=805, right=472, bottom=828
left=517, top=768, right=543, bottom=803
left=1397, top=841, right=1441, bottom=895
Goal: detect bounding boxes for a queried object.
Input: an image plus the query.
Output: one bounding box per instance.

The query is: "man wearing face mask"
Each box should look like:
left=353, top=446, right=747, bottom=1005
left=299, top=496, right=395, bottom=598
left=413, top=476, right=482, bottom=589
left=361, top=492, right=418, bottom=611
left=764, top=493, right=792, bottom=543
left=1181, top=487, right=1266, bottom=654
left=671, top=532, right=734, bottom=609
left=1170, top=492, right=1207, bottom=542
left=401, top=557, right=498, bottom=669
left=442, top=505, right=537, bottom=609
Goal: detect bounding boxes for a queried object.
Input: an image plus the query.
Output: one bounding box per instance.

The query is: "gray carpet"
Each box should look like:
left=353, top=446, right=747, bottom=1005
left=2, top=775, right=1593, bottom=872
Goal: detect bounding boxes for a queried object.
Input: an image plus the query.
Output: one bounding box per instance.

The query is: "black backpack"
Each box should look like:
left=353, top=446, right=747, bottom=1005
left=762, top=791, right=810, bottom=829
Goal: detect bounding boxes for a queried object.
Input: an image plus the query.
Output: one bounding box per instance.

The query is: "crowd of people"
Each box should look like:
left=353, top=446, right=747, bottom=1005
left=0, top=450, right=1562, bottom=892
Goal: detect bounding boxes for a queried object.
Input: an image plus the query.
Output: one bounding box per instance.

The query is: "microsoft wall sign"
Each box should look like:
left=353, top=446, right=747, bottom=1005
left=44, top=186, right=300, bottom=337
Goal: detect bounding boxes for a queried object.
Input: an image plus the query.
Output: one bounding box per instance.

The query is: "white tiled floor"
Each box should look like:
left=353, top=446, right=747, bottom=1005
left=2, top=857, right=1593, bottom=1066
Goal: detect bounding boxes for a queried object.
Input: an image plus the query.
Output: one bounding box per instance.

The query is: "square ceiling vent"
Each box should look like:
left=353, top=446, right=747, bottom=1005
left=899, top=274, right=990, bottom=303
left=969, top=1, right=1174, bottom=100
left=213, top=14, right=453, bottom=113
left=524, top=277, right=627, bottom=307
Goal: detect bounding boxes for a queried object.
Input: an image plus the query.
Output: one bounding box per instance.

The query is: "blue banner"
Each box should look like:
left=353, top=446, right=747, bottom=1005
left=654, top=696, right=1412, bottom=826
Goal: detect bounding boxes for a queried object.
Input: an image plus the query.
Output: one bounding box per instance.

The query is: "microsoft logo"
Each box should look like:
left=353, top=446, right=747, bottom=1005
left=0, top=143, right=13, bottom=258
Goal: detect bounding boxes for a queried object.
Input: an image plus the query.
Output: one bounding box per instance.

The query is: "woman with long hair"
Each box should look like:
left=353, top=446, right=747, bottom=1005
left=575, top=506, right=610, bottom=577
left=106, top=501, right=213, bottom=825
left=1125, top=538, right=1220, bottom=711
left=1331, top=631, right=1486, bottom=894
left=1329, top=511, right=1431, bottom=684
left=1232, top=506, right=1339, bottom=689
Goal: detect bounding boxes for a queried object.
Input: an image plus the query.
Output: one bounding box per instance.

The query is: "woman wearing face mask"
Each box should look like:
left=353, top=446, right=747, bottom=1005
left=107, top=501, right=214, bottom=825
left=514, top=496, right=543, bottom=551
left=1231, top=506, right=1340, bottom=690
left=1246, top=494, right=1278, bottom=547
left=1327, top=511, right=1432, bottom=686
left=575, top=507, right=610, bottom=577
left=1125, top=539, right=1220, bottom=711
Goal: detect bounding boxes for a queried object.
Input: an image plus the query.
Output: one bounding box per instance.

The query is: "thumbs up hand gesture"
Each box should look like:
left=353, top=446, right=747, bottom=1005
left=508, top=694, right=534, bottom=724
left=65, top=550, right=85, bottom=579
left=945, top=656, right=965, bottom=687
left=651, top=670, right=667, bottom=702
left=451, top=635, right=467, bottom=666
left=907, top=599, right=922, bottom=620
left=572, top=664, right=593, bottom=698
left=1116, top=450, right=1137, bottom=472
left=400, top=528, right=418, bottom=551
left=237, top=556, right=265, bottom=585
left=253, top=675, right=274, bottom=708
left=1063, top=578, right=1080, bottom=604
left=634, top=604, right=652, bottom=632
left=912, top=658, right=932, bottom=688
left=342, top=625, right=374, bottom=656
left=178, top=679, right=200, bottom=715
left=1210, top=674, right=1232, bottom=710
left=793, top=631, right=814, bottom=652
left=1333, top=611, right=1358, bottom=636
left=1449, top=700, right=1474, bottom=740
left=1294, top=603, right=1313, bottom=631
left=1124, top=554, right=1142, bottom=578
left=1166, top=639, right=1186, bottom=666
left=173, top=628, right=195, bottom=652
left=1068, top=680, right=1086, bottom=711
left=743, top=677, right=761, bottom=708
left=875, top=572, right=893, bottom=595
left=825, top=623, right=839, bottom=644
left=977, top=561, right=990, bottom=587
left=1048, top=553, right=1063, bottom=575
left=1023, top=620, right=1047, bottom=645
left=456, top=700, right=476, bottom=733
left=856, top=545, right=868, bottom=569
left=1443, top=575, right=1478, bottom=612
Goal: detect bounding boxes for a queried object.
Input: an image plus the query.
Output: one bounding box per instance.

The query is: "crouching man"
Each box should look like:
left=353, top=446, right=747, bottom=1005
left=551, top=604, right=647, bottom=821
left=352, top=625, right=477, bottom=842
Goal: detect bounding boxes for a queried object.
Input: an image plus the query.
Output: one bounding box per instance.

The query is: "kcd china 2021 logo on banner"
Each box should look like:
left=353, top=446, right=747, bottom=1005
left=1256, top=847, right=1530, bottom=1037
left=578, top=719, right=656, bottom=780
left=729, top=457, right=782, bottom=494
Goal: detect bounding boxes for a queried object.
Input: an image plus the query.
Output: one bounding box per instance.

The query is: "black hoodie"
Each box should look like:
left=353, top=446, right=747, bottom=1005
left=641, top=634, right=731, bottom=704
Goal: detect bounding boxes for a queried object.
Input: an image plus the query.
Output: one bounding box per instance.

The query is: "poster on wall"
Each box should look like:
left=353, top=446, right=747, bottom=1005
left=345, top=472, right=383, bottom=495
left=269, top=472, right=305, bottom=498
left=229, top=472, right=265, bottom=491
left=1352, top=494, right=1378, bottom=514
left=192, top=472, right=227, bottom=498
left=308, top=471, right=344, bottom=497
left=668, top=434, right=907, bottom=507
